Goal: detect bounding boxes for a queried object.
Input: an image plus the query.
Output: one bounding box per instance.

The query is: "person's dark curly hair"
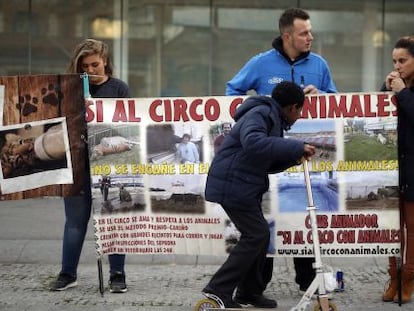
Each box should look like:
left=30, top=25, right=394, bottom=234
left=271, top=81, right=305, bottom=108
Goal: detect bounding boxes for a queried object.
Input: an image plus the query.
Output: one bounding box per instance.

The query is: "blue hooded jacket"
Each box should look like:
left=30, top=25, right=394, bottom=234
left=204, top=95, right=304, bottom=210
left=226, top=37, right=337, bottom=95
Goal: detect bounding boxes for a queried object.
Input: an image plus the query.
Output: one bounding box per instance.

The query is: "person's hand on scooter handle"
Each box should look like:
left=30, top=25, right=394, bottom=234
left=296, top=144, right=316, bottom=164
left=303, top=143, right=316, bottom=161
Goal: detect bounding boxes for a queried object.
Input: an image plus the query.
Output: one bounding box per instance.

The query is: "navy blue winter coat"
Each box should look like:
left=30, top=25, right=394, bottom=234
left=205, top=95, right=305, bottom=210
left=394, top=87, right=414, bottom=201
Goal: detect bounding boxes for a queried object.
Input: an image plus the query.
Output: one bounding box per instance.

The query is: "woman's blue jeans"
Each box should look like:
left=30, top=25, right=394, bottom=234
left=62, top=194, right=125, bottom=277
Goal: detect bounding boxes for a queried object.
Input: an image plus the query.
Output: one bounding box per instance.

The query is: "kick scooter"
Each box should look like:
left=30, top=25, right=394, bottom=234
left=290, top=159, right=337, bottom=311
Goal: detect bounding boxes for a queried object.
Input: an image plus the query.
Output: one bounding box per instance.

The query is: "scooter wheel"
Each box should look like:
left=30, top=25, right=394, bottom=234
left=313, top=301, right=338, bottom=311
left=194, top=298, right=221, bottom=311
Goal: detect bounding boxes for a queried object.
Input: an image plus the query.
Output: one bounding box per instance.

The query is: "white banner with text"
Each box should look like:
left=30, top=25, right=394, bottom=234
left=89, top=92, right=400, bottom=257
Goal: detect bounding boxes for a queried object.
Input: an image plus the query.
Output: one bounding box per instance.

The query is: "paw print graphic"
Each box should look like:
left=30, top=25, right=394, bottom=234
left=41, top=83, right=63, bottom=106
left=16, top=94, right=38, bottom=116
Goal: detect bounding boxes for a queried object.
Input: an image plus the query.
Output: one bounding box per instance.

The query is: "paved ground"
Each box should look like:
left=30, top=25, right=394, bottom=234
left=0, top=198, right=413, bottom=311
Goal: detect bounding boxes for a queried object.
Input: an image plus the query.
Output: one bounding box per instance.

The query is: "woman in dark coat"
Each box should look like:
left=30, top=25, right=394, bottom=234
left=381, top=36, right=414, bottom=304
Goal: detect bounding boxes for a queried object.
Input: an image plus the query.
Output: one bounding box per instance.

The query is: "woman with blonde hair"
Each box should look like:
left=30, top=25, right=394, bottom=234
left=50, top=39, right=130, bottom=293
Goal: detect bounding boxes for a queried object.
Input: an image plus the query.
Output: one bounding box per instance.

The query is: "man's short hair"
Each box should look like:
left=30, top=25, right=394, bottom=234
left=271, top=81, right=305, bottom=108
left=182, top=133, right=191, bottom=139
left=221, top=122, right=232, bottom=130
left=279, top=8, right=310, bottom=34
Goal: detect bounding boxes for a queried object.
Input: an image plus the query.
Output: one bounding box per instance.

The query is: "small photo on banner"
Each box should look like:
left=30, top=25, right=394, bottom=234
left=0, top=117, right=72, bottom=193
left=88, top=123, right=144, bottom=215
left=278, top=119, right=339, bottom=213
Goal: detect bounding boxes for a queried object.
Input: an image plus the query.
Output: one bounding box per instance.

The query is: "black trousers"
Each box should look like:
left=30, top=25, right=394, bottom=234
left=205, top=205, right=270, bottom=299
left=293, top=257, right=316, bottom=288
left=262, top=257, right=315, bottom=290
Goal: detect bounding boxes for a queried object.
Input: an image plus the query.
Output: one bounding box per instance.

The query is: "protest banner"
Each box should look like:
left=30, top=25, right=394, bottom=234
left=0, top=75, right=400, bottom=257
left=87, top=92, right=400, bottom=257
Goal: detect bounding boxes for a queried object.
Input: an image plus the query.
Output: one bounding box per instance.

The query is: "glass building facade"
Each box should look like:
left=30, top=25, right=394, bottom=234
left=1, top=0, right=414, bottom=97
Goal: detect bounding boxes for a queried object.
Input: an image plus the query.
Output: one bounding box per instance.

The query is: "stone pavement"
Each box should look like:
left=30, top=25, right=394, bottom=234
left=0, top=198, right=413, bottom=310
left=0, top=258, right=412, bottom=311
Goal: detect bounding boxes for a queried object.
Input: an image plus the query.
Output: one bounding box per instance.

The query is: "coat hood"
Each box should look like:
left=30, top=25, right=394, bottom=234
left=234, top=95, right=290, bottom=131
left=234, top=96, right=273, bottom=121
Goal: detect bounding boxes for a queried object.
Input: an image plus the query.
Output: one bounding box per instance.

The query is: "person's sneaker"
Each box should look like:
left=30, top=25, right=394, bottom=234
left=109, top=272, right=127, bottom=293
left=234, top=293, right=277, bottom=308
left=202, top=287, right=242, bottom=308
left=50, top=273, right=77, bottom=291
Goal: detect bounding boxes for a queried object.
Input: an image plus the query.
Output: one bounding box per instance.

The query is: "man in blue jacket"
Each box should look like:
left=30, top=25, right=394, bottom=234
left=225, top=7, right=337, bottom=294
left=227, top=7, right=336, bottom=95
left=203, top=81, right=316, bottom=308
